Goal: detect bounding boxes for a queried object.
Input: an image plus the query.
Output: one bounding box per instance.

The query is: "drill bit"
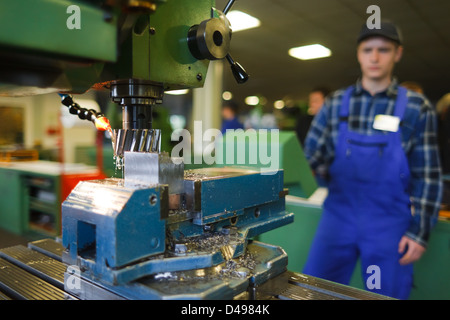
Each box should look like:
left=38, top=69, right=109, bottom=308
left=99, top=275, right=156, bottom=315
left=113, top=128, right=161, bottom=157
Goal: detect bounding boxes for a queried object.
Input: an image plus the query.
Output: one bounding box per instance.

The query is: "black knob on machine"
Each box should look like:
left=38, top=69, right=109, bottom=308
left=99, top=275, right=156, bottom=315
left=226, top=53, right=249, bottom=84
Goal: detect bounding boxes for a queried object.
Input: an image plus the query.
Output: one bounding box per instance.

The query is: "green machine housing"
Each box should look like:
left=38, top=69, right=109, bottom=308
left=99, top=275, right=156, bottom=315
left=0, top=0, right=214, bottom=96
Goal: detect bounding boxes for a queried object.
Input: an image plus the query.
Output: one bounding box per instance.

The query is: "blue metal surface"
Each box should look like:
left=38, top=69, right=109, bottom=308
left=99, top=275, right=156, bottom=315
left=62, top=179, right=167, bottom=283
left=184, top=168, right=284, bottom=225
left=65, top=241, right=289, bottom=300
left=61, top=168, right=293, bottom=289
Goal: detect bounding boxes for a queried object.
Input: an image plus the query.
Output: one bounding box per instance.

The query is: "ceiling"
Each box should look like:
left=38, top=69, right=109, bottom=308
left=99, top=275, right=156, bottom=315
left=215, top=0, right=450, bottom=108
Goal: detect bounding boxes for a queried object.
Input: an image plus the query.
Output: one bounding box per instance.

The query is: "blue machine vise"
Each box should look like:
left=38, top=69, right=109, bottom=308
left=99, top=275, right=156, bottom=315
left=61, top=151, right=293, bottom=296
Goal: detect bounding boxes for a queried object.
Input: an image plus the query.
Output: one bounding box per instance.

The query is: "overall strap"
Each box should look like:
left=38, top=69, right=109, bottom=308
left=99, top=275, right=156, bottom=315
left=393, top=86, right=408, bottom=120
left=339, top=86, right=355, bottom=119
left=337, top=86, right=354, bottom=135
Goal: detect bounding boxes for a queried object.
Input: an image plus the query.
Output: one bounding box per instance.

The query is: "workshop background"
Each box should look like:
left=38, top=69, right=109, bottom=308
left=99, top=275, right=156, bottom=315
left=0, top=0, right=449, bottom=300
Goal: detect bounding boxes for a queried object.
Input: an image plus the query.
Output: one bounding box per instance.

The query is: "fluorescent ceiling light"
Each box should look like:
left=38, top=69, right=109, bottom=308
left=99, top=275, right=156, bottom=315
left=288, top=44, right=332, bottom=60
left=274, top=100, right=285, bottom=109
left=227, top=10, right=261, bottom=32
left=166, top=89, right=189, bottom=95
left=222, top=91, right=233, bottom=100
left=245, top=96, right=260, bottom=106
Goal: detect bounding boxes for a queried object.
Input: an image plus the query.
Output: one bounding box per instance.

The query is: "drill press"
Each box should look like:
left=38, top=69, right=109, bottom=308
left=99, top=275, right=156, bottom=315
left=54, top=0, right=293, bottom=299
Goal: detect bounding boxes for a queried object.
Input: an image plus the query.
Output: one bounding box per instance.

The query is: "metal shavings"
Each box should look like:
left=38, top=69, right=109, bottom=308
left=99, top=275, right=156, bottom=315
left=150, top=250, right=258, bottom=282
left=168, top=208, right=188, bottom=215
left=152, top=231, right=258, bottom=282
left=166, top=230, right=239, bottom=255
left=183, top=232, right=241, bottom=253
left=184, top=170, right=208, bottom=180
left=219, top=251, right=257, bottom=279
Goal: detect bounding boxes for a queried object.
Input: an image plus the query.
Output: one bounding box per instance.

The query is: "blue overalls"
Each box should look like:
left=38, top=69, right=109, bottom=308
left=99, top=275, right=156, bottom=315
left=303, top=86, right=414, bottom=300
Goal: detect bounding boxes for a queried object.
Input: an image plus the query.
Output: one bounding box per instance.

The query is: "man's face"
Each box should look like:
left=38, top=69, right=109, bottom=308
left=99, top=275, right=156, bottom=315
left=222, top=106, right=234, bottom=120
left=357, top=37, right=403, bottom=82
left=308, top=92, right=325, bottom=115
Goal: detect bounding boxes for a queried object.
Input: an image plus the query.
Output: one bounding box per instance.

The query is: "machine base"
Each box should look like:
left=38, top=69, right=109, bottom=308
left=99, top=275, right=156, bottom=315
left=0, top=238, right=391, bottom=300
left=65, top=239, right=288, bottom=300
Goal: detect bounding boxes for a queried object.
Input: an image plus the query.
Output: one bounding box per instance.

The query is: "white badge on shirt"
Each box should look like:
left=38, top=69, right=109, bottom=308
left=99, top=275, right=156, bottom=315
left=373, top=114, right=400, bottom=132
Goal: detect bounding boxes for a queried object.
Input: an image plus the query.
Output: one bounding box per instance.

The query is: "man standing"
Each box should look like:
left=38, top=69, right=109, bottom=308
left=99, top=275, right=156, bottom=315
left=221, top=100, right=243, bottom=134
left=295, top=87, right=330, bottom=146
left=303, top=21, right=442, bottom=299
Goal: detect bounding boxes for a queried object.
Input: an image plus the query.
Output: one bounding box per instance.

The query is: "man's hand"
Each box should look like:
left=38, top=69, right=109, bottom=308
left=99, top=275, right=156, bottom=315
left=398, top=236, right=426, bottom=265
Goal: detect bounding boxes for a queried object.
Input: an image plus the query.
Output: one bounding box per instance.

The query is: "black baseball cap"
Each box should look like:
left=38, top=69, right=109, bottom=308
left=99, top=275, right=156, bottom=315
left=357, top=21, right=403, bottom=45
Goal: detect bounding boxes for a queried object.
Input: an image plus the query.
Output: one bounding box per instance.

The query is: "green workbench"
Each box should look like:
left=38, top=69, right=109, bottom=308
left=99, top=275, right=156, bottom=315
left=0, top=163, right=63, bottom=238
left=0, top=161, right=101, bottom=239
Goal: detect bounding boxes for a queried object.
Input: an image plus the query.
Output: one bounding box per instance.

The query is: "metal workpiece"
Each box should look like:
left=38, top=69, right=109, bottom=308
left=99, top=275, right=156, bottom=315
left=124, top=151, right=184, bottom=194
left=113, top=128, right=161, bottom=156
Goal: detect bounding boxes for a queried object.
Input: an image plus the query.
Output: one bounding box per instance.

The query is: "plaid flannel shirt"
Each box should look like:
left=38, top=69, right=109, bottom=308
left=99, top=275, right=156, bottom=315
left=305, top=78, right=443, bottom=246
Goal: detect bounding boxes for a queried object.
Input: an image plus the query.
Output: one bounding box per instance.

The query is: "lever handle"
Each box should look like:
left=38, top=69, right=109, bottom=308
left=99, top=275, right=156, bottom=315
left=223, top=1, right=249, bottom=84
left=223, top=0, right=237, bottom=15
left=226, top=54, right=249, bottom=84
